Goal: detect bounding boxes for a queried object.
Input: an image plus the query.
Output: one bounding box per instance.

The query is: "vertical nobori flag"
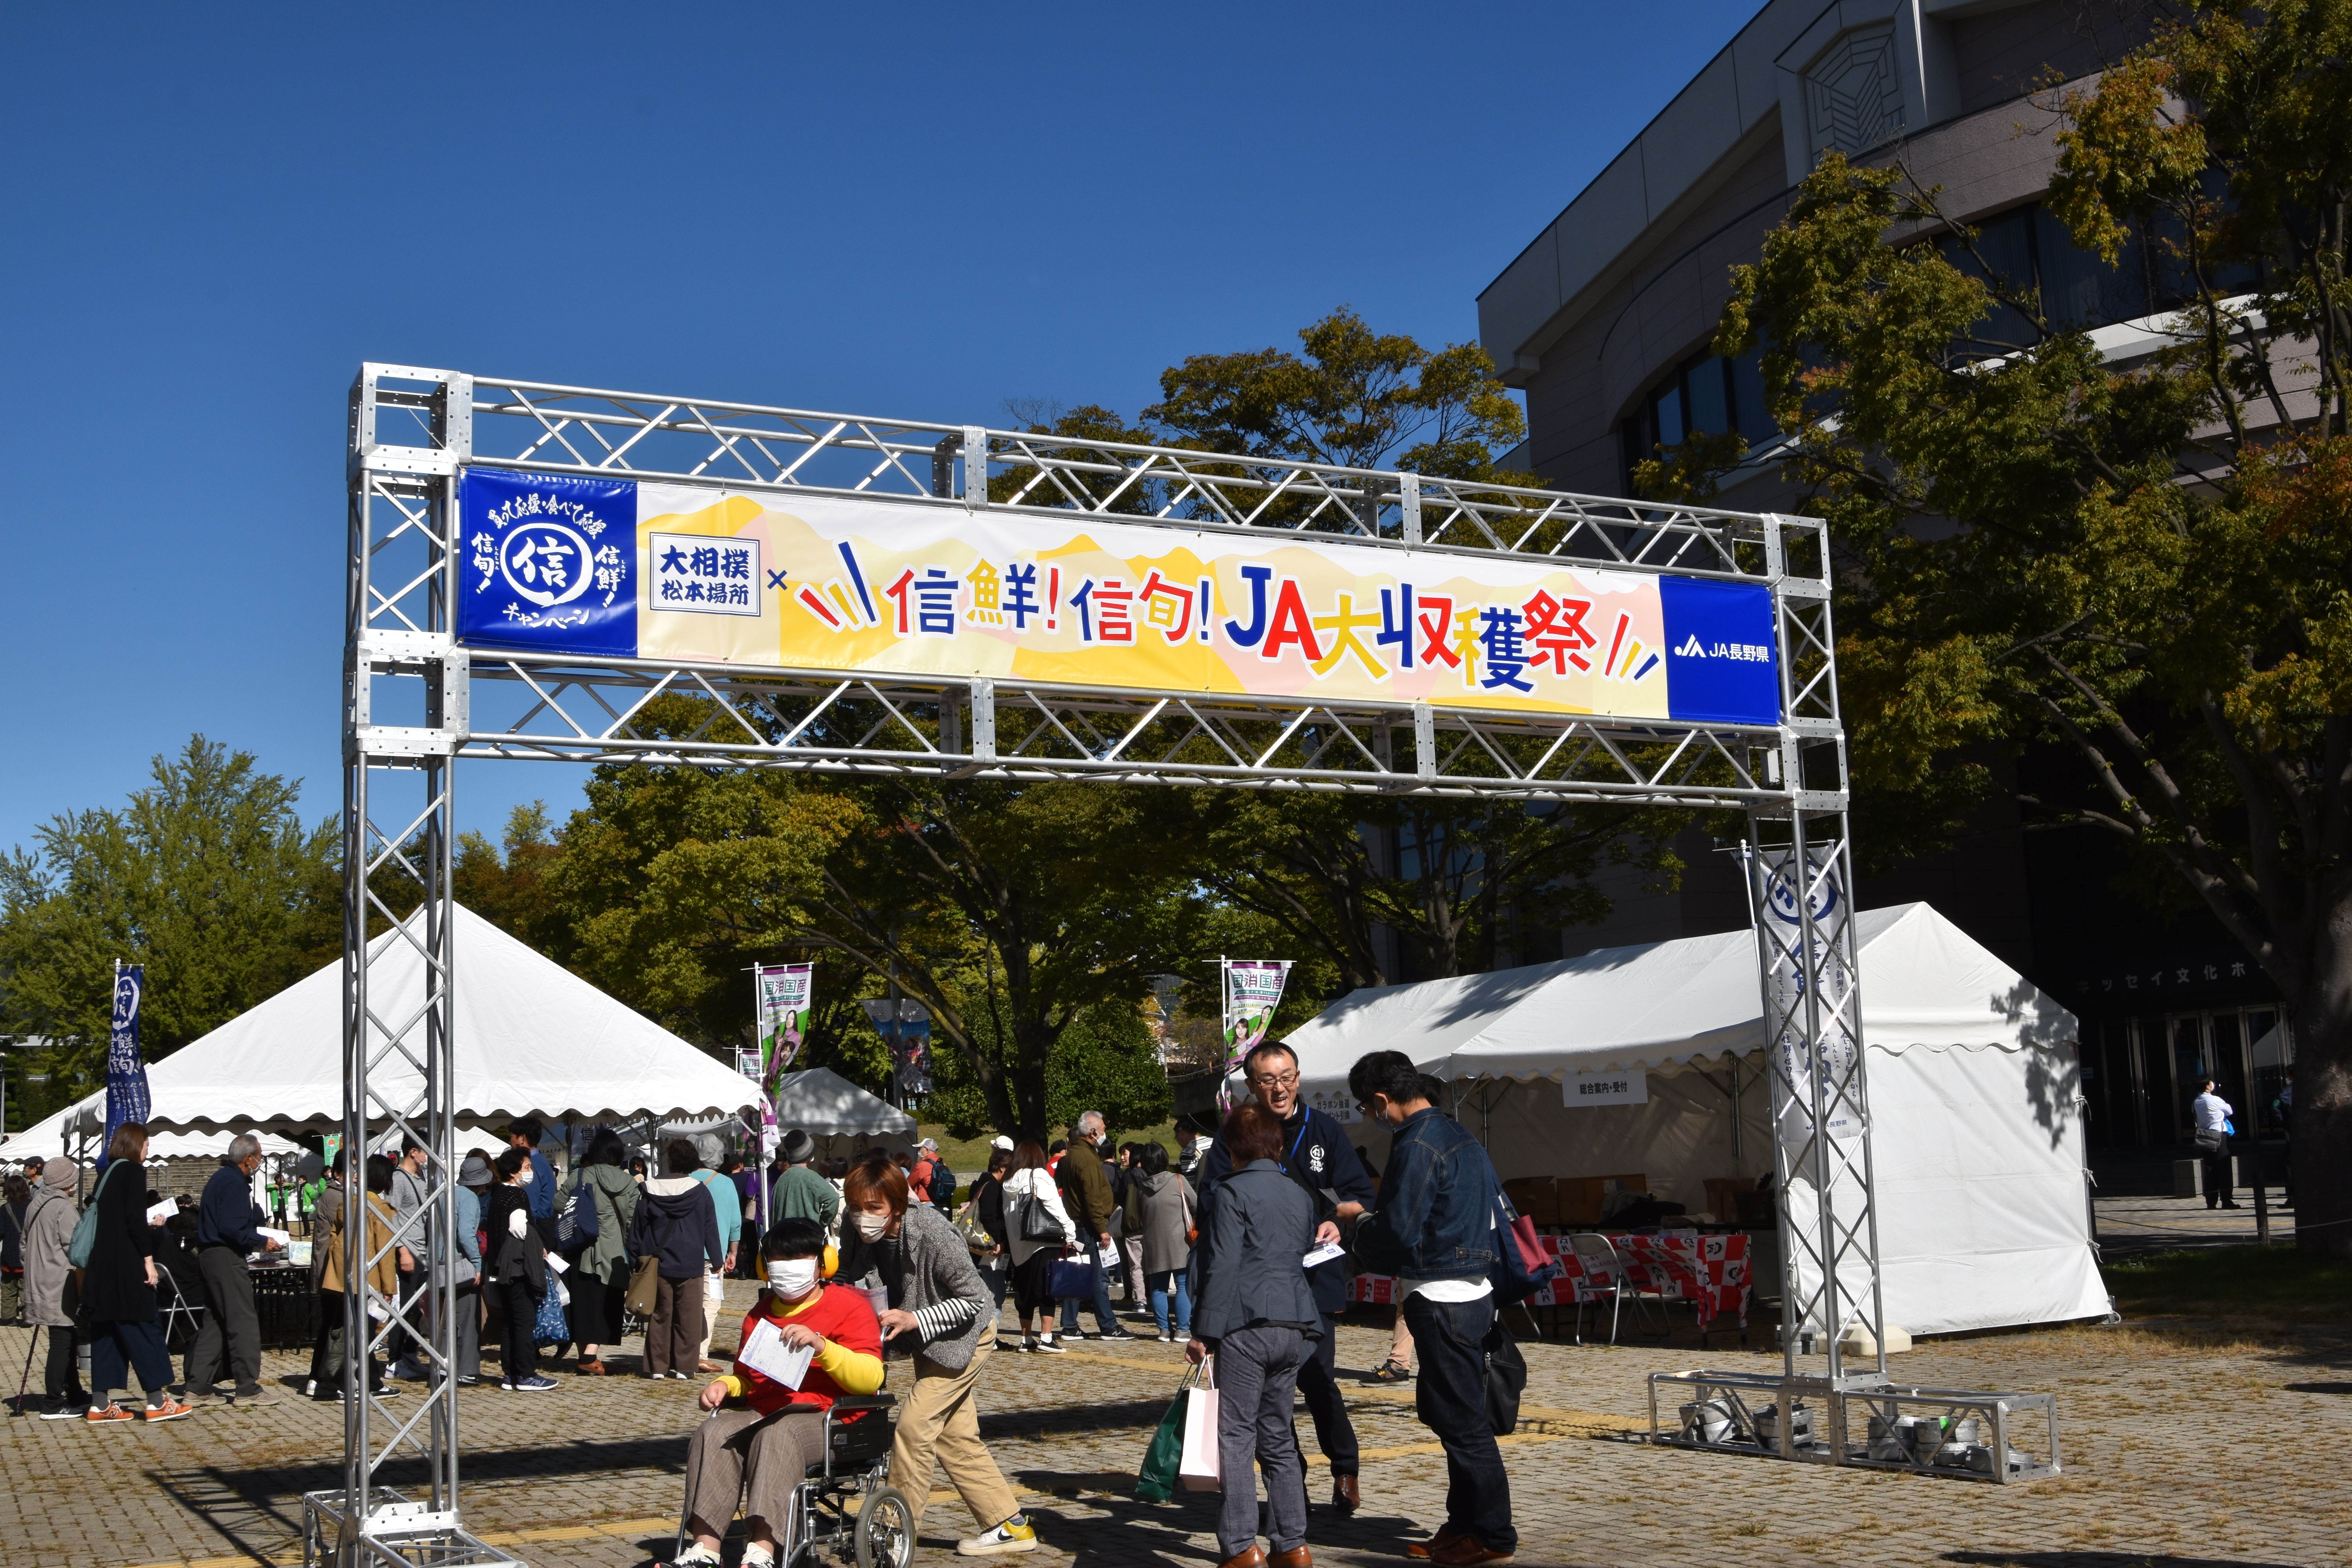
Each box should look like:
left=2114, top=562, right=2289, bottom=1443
left=102, top=963, right=150, bottom=1169
left=755, top=964, right=814, bottom=1098
left=1219, top=960, right=1295, bottom=1111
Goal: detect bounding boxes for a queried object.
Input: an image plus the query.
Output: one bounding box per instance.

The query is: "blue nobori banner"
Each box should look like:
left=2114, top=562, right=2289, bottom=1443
left=452, top=468, right=1782, bottom=728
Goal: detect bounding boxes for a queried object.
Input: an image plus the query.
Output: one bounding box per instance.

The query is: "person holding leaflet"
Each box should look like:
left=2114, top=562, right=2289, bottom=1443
left=662, top=1218, right=884, bottom=1568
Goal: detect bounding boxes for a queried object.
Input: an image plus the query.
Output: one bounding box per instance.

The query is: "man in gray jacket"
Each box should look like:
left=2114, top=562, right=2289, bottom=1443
left=1187, top=1104, right=1318, bottom=1568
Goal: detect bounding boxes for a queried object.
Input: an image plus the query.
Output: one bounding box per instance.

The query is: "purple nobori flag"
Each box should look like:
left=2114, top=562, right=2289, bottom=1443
left=101, top=964, right=150, bottom=1170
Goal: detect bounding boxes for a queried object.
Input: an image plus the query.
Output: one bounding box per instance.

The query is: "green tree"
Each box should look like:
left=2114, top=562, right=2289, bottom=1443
left=922, top=996, right=1171, bottom=1142
left=1706, top=2, right=2352, bottom=1246
left=454, top=801, right=565, bottom=951
left=0, top=737, right=339, bottom=1099
left=795, top=776, right=1208, bottom=1140
left=1174, top=790, right=1662, bottom=991
left=1146, top=305, right=1531, bottom=481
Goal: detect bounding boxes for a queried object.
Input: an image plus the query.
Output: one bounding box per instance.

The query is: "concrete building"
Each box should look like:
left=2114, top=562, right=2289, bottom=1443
left=1475, top=0, right=2287, bottom=1153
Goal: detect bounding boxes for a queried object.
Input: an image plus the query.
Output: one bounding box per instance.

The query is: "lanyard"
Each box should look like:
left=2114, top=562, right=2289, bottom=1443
left=1283, top=1114, right=1311, bottom=1174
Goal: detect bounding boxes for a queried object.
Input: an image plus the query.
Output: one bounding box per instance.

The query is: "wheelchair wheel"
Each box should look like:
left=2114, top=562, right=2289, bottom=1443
left=854, top=1486, right=915, bottom=1568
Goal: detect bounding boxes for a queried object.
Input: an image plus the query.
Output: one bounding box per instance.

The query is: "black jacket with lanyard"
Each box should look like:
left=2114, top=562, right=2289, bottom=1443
left=1198, top=1102, right=1374, bottom=1315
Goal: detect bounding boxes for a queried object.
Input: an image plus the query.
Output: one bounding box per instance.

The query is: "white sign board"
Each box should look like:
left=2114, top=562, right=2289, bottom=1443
left=1302, top=1085, right=1360, bottom=1125
left=1562, top=1071, right=1648, bottom=1108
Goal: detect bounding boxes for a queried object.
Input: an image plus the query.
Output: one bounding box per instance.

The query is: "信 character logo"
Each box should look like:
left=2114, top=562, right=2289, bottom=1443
left=469, top=487, right=629, bottom=612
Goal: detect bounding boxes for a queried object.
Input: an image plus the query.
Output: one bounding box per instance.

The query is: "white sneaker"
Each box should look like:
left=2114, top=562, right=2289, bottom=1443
left=958, top=1516, right=1039, bottom=1555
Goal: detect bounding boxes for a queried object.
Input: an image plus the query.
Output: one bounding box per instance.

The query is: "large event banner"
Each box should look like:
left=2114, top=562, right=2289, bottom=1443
left=454, top=468, right=1782, bottom=726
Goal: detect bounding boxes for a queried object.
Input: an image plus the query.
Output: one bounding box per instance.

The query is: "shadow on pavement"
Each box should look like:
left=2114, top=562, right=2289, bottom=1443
left=1947, top=1555, right=2310, bottom=1568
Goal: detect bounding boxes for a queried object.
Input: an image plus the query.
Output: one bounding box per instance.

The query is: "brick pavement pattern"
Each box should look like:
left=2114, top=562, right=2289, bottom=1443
left=4, top=1282, right=2349, bottom=1568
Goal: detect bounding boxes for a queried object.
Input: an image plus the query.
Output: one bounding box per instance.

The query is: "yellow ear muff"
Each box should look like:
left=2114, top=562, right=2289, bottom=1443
left=820, top=1244, right=838, bottom=1279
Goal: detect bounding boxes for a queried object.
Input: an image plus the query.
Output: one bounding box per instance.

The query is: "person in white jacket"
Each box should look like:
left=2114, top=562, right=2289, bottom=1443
left=1001, top=1141, right=1076, bottom=1354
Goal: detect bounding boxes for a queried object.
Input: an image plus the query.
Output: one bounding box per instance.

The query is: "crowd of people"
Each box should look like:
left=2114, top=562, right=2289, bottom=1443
left=2, top=1048, right=1521, bottom=1566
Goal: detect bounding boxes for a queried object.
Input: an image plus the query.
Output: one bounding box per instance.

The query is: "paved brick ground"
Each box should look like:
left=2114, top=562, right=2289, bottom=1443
left=4, top=1282, right=2349, bottom=1568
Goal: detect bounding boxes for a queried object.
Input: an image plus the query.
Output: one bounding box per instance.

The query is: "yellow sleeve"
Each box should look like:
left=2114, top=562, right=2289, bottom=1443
left=718, top=1374, right=748, bottom=1400
left=815, top=1341, right=885, bottom=1396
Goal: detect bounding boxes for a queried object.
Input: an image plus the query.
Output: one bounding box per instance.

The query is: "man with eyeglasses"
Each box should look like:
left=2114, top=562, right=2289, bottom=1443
left=1196, top=1040, right=1375, bottom=1517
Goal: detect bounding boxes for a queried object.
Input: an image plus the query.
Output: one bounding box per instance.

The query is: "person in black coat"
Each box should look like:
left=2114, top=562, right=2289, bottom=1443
left=81, top=1123, right=191, bottom=1421
left=484, top=1147, right=552, bottom=1391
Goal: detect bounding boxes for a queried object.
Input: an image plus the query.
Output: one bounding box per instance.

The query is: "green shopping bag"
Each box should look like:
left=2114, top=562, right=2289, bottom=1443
left=1134, top=1362, right=1203, bottom=1503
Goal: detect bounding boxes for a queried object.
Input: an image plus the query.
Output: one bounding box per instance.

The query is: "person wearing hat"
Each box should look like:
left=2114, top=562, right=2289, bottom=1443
left=454, top=1151, right=494, bottom=1385
left=22, top=1157, right=88, bottom=1416
left=918, top=1138, right=957, bottom=1210
left=769, top=1129, right=840, bottom=1239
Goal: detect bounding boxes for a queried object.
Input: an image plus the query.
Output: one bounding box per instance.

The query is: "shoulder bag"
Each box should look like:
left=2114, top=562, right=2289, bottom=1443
left=67, top=1161, right=124, bottom=1270
left=953, top=1196, right=997, bottom=1258
left=624, top=1201, right=673, bottom=1318
left=1016, top=1173, right=1067, bottom=1244
left=1178, top=1179, right=1197, bottom=1248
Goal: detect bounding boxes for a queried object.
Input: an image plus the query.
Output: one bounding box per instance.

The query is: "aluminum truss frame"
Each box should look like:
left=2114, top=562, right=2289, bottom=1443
left=338, top=360, right=1928, bottom=1555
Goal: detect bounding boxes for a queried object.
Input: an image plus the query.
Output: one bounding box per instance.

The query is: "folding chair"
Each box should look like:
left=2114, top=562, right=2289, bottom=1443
left=1566, top=1233, right=1667, bottom=1345
left=156, top=1265, right=207, bottom=1353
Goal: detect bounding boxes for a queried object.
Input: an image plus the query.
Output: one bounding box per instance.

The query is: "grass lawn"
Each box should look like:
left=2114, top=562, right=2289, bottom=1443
left=2107, top=1244, right=2352, bottom=1322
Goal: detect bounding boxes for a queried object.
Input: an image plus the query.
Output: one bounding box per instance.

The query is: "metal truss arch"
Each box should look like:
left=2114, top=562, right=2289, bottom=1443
left=338, top=362, right=1903, bottom=1557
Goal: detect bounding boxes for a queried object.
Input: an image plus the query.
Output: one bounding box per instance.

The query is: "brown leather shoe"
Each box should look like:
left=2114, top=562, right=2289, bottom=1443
left=1218, top=1548, right=1267, bottom=1568
left=1271, top=1549, right=1312, bottom=1568
left=1330, top=1475, right=1360, bottom=1516
left=574, top=1358, right=607, bottom=1376
left=1405, top=1526, right=1469, bottom=1561
left=695, top=1360, right=721, bottom=1373
left=1428, top=1536, right=1514, bottom=1566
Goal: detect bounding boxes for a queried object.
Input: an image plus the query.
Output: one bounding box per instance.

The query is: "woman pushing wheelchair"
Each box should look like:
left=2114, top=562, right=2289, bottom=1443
left=663, top=1217, right=883, bottom=1568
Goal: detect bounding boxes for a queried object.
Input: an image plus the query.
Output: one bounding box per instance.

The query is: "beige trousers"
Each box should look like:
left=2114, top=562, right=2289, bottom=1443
left=888, top=1319, right=1018, bottom=1535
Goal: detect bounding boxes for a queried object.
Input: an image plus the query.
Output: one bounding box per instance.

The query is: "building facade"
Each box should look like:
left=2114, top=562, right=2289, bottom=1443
left=1475, top=0, right=2288, bottom=1150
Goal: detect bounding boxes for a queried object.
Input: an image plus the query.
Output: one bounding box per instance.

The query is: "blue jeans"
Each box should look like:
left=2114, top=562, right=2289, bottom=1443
left=1147, top=1269, right=1191, bottom=1338
left=89, top=1318, right=174, bottom=1409
left=1058, top=1254, right=1119, bottom=1336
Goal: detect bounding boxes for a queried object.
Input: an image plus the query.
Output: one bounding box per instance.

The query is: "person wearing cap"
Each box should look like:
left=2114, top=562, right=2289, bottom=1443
left=769, top=1129, right=840, bottom=1239
left=454, top=1150, right=493, bottom=1385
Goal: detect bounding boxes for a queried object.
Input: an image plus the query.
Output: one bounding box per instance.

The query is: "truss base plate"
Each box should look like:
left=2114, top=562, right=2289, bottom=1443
left=303, top=1490, right=526, bottom=1568
left=1645, top=1369, right=2062, bottom=1485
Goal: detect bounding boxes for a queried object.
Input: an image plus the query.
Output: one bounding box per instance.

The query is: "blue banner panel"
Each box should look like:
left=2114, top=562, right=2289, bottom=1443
left=456, top=470, right=639, bottom=656
left=1659, top=575, right=1779, bottom=726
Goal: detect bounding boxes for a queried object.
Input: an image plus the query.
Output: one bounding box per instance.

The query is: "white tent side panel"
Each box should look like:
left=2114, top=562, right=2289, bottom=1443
left=1861, top=1042, right=2111, bottom=1335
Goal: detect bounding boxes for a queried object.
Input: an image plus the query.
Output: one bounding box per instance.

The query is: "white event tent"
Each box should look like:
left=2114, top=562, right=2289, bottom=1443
left=2, top=1105, right=302, bottom=1165
left=1282, top=902, right=2109, bottom=1337
left=43, top=904, right=764, bottom=1140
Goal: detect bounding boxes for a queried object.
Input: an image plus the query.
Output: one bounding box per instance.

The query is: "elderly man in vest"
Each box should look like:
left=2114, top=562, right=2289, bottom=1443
left=185, top=1133, right=284, bottom=1407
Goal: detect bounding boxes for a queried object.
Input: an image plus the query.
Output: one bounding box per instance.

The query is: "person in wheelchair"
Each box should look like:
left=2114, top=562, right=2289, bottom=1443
left=665, top=1218, right=884, bottom=1568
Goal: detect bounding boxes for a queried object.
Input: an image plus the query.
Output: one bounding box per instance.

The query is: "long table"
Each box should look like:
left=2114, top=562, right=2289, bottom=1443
left=1347, top=1230, right=1753, bottom=1332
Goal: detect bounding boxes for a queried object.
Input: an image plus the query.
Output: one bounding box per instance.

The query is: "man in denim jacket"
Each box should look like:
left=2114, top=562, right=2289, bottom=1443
left=1348, top=1051, right=1513, bottom=1566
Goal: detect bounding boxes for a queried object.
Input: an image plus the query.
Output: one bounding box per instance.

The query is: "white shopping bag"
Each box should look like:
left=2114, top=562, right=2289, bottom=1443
left=1178, top=1355, right=1221, bottom=1492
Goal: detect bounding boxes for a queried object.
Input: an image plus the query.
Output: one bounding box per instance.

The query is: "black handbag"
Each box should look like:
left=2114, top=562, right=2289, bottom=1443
left=1016, top=1177, right=1067, bottom=1244
left=1482, top=1319, right=1527, bottom=1436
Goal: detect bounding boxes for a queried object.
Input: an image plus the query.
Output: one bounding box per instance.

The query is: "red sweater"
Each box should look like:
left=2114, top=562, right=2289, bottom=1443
left=718, top=1282, right=884, bottom=1416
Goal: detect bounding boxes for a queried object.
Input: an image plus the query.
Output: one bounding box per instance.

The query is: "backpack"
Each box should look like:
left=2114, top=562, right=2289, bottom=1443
left=67, top=1162, right=124, bottom=1270
left=554, top=1172, right=601, bottom=1252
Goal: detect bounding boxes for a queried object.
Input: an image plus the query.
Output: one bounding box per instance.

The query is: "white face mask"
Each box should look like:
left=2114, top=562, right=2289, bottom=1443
left=766, top=1258, right=818, bottom=1299
left=853, top=1212, right=890, bottom=1241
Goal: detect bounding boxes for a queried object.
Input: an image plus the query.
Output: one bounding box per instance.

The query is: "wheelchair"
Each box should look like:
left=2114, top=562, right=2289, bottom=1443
left=671, top=1394, right=912, bottom=1568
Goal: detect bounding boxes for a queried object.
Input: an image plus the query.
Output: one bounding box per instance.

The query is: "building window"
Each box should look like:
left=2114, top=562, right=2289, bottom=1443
left=1618, top=347, right=1780, bottom=490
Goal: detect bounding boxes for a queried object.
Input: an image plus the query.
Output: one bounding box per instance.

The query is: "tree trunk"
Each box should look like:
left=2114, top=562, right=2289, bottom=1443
left=2293, top=907, right=2352, bottom=1257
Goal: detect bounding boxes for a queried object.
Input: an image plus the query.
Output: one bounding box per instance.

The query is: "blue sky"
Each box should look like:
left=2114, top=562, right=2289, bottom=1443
left=0, top=2, right=1756, bottom=855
